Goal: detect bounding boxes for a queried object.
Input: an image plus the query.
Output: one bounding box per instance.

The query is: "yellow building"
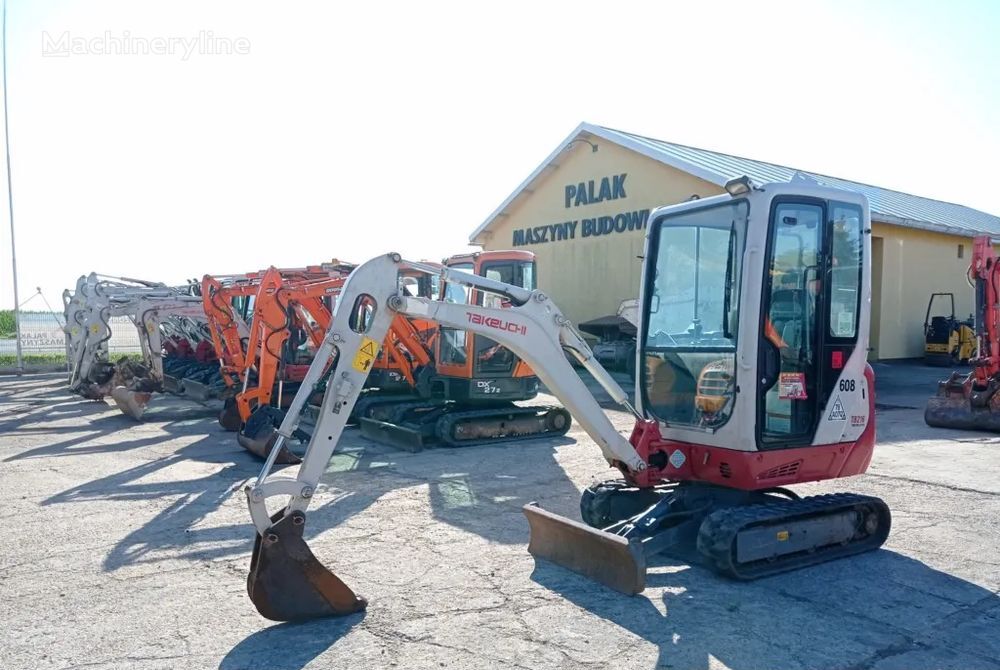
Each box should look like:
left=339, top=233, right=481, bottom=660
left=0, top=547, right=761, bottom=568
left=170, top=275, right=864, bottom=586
left=469, top=123, right=1000, bottom=360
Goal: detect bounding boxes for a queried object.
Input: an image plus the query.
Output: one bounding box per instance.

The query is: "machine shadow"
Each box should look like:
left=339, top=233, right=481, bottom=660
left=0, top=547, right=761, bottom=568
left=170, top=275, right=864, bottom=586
left=301, top=432, right=584, bottom=547
left=530, top=549, right=999, bottom=670
left=219, top=613, right=365, bottom=670
left=33, top=389, right=584, bottom=572
left=30, top=394, right=268, bottom=570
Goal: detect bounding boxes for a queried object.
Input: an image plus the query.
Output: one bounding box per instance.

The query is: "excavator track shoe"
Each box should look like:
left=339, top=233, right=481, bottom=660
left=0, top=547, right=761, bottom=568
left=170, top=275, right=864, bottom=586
left=697, top=493, right=891, bottom=580
left=111, top=386, right=151, bottom=421
left=238, top=406, right=301, bottom=464
left=248, top=510, right=367, bottom=621
left=523, top=502, right=646, bottom=595
left=924, top=395, right=1000, bottom=431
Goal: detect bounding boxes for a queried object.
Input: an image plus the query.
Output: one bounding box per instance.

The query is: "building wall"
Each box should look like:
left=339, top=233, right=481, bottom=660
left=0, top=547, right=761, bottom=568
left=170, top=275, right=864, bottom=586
left=870, top=222, right=974, bottom=360
left=478, top=140, right=722, bottom=326
left=478, top=141, right=977, bottom=360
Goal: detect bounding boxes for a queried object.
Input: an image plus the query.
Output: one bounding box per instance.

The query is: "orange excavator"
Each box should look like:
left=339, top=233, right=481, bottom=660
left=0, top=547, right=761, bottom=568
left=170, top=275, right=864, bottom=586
left=201, top=265, right=355, bottom=428
left=227, top=267, right=437, bottom=463
left=237, top=250, right=573, bottom=459
left=346, top=250, right=572, bottom=450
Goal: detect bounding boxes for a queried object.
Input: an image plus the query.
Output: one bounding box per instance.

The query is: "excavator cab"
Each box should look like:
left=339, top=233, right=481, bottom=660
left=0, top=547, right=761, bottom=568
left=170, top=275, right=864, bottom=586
left=525, top=177, right=887, bottom=593
left=640, top=186, right=871, bottom=450
left=435, top=251, right=539, bottom=401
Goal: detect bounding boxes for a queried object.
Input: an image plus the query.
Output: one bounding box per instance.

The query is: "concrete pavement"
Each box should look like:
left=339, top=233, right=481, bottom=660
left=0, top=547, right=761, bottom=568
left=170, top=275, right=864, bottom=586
left=0, top=365, right=998, bottom=670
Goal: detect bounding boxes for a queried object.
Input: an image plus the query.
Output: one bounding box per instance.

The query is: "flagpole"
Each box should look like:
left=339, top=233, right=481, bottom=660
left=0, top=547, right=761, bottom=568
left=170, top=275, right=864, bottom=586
left=2, top=0, right=22, bottom=375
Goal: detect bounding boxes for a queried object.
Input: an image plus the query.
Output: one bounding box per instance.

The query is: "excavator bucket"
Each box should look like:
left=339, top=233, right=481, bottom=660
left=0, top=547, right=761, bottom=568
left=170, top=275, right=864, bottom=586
left=925, top=395, right=1000, bottom=431
left=238, top=406, right=302, bottom=464
left=111, top=386, right=151, bottom=421
left=237, top=427, right=302, bottom=465
left=248, top=510, right=367, bottom=622
left=523, top=502, right=646, bottom=595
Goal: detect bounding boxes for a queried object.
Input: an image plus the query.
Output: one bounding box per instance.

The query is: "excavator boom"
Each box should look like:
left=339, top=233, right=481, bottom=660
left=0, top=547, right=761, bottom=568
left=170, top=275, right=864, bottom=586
left=243, top=253, right=645, bottom=620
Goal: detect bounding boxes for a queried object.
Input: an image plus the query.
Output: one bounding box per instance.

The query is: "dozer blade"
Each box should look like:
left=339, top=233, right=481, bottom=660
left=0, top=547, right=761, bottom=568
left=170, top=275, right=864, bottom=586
left=180, top=378, right=212, bottom=401
left=358, top=417, right=427, bottom=452
left=162, top=374, right=183, bottom=395
left=111, top=386, right=151, bottom=421
left=237, top=428, right=302, bottom=465
left=248, top=510, right=367, bottom=622
left=925, top=395, right=1000, bottom=431
left=523, top=502, right=646, bottom=595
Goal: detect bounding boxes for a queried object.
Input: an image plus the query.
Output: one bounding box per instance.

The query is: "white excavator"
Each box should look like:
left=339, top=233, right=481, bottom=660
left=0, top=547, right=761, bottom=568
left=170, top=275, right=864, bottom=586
left=67, top=277, right=188, bottom=397
left=108, top=295, right=227, bottom=419
left=64, top=276, right=226, bottom=415
left=241, top=177, right=889, bottom=621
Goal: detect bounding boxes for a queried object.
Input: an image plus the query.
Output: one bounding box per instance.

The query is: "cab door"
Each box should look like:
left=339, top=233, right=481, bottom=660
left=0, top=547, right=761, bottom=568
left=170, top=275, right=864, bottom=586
left=757, top=198, right=865, bottom=448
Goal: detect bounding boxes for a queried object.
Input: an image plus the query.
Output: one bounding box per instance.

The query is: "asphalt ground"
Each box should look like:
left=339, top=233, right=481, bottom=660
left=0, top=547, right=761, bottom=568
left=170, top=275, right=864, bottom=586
left=1, top=362, right=998, bottom=670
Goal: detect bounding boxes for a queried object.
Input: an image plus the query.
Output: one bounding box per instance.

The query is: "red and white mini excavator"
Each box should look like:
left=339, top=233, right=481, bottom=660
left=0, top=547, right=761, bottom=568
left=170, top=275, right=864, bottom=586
left=240, top=177, right=890, bottom=621
left=925, top=235, right=1000, bottom=430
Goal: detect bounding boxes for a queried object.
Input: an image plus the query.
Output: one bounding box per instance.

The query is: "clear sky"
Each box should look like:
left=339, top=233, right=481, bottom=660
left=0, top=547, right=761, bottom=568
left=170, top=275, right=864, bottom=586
left=1, top=0, right=998, bottom=309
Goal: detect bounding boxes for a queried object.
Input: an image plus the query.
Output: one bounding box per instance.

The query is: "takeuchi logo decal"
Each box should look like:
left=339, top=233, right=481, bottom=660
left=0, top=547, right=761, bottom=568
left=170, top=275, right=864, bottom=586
left=466, top=313, right=527, bottom=335
left=512, top=172, right=650, bottom=247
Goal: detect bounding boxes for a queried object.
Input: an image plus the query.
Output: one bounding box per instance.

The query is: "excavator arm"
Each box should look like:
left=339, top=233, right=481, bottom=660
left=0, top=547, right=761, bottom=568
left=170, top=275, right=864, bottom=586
left=926, top=235, right=1000, bottom=429
left=243, top=253, right=645, bottom=621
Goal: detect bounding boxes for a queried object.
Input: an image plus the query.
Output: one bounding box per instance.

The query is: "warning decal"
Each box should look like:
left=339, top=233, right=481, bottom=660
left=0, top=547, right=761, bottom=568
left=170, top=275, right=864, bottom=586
left=827, top=395, right=847, bottom=421
left=778, top=372, right=808, bottom=400
left=352, top=337, right=379, bottom=372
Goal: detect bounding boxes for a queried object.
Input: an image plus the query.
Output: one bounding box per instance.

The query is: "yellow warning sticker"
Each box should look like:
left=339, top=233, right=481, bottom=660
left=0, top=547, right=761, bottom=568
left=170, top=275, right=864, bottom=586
left=351, top=336, right=379, bottom=373
left=776, top=530, right=790, bottom=541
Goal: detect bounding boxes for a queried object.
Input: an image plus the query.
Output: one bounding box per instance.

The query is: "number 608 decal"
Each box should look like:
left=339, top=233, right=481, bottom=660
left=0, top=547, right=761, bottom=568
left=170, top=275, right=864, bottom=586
left=839, top=379, right=856, bottom=392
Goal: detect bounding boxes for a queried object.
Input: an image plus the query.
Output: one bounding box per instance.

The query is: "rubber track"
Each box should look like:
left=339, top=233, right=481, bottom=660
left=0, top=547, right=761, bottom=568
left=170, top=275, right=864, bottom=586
left=435, top=405, right=572, bottom=448
left=697, top=492, right=891, bottom=580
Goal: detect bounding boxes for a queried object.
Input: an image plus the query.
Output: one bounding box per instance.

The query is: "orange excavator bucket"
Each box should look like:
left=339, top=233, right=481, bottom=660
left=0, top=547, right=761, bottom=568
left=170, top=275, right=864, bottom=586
left=248, top=510, right=367, bottom=621
left=522, top=502, right=647, bottom=595
left=237, top=406, right=302, bottom=464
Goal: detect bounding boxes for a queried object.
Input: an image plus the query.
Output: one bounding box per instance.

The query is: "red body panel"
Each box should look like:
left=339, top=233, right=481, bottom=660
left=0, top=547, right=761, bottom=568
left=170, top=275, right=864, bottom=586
left=624, top=364, right=876, bottom=491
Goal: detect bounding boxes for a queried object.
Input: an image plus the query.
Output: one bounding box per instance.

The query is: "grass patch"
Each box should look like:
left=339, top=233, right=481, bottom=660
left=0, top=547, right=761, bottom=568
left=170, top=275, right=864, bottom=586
left=0, top=352, right=142, bottom=368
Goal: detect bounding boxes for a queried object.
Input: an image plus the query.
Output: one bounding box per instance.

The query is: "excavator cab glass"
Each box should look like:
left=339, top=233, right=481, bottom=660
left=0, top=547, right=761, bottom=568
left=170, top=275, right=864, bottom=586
left=642, top=192, right=865, bottom=447
left=439, top=263, right=475, bottom=366
left=642, top=200, right=748, bottom=428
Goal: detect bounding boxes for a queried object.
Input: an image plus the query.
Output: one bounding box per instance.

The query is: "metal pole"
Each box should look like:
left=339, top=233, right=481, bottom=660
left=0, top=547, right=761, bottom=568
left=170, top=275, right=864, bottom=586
left=2, top=0, right=22, bottom=375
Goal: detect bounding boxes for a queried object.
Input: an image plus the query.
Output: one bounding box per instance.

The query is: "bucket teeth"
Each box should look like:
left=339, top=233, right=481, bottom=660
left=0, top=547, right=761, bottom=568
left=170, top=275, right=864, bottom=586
left=523, top=502, right=646, bottom=595
left=248, top=510, right=367, bottom=622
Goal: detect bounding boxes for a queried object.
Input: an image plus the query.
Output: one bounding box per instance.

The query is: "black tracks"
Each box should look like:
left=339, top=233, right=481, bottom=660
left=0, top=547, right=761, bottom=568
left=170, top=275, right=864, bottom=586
left=697, top=493, right=892, bottom=580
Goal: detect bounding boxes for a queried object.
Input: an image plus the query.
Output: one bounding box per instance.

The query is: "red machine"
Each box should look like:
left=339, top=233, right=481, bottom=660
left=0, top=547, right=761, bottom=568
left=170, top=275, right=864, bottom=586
left=238, top=178, right=893, bottom=621
left=925, top=235, right=1000, bottom=430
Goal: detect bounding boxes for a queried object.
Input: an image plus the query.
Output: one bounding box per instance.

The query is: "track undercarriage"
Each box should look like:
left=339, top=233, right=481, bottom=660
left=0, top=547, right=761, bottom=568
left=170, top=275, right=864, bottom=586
left=525, top=480, right=891, bottom=593
left=358, top=398, right=572, bottom=451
